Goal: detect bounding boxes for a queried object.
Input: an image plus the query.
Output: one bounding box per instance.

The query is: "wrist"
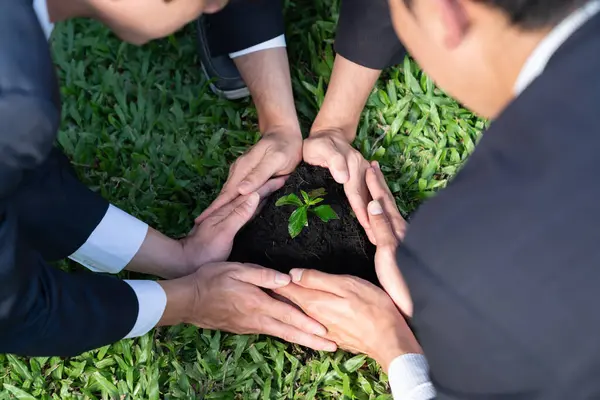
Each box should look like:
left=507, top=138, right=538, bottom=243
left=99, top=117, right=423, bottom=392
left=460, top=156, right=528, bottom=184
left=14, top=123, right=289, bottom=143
left=371, top=326, right=423, bottom=372
left=309, top=127, right=354, bottom=143
left=126, top=227, right=190, bottom=279
left=309, top=125, right=355, bottom=143
left=157, top=274, right=196, bottom=327
left=374, top=349, right=407, bottom=373
left=261, top=123, right=302, bottom=140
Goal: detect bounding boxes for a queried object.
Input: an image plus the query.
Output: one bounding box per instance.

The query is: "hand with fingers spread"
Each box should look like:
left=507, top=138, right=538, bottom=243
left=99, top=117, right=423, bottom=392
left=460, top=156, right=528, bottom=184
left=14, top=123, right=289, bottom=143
left=365, top=162, right=412, bottom=316
left=158, top=263, right=337, bottom=352
left=303, top=129, right=373, bottom=239
left=176, top=177, right=287, bottom=278
left=273, top=269, right=421, bottom=371
left=196, top=131, right=302, bottom=223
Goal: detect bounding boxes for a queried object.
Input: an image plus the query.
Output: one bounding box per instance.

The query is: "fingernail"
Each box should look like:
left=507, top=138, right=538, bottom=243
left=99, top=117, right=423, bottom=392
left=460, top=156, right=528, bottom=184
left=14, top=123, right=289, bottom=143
left=368, top=200, right=383, bottom=215
left=314, top=325, right=327, bottom=336
left=289, top=269, right=304, bottom=282
left=333, top=171, right=349, bottom=184
left=238, top=181, right=252, bottom=194
left=245, top=192, right=259, bottom=207
left=372, top=161, right=380, bottom=170
left=324, top=343, right=337, bottom=352
left=275, top=272, right=291, bottom=285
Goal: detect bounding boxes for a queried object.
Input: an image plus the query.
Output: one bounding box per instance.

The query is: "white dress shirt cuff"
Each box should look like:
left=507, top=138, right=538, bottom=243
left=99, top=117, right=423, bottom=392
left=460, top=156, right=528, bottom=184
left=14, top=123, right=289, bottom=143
left=123, top=280, right=167, bottom=339
left=69, top=205, right=148, bottom=274
left=229, top=34, right=286, bottom=59
left=388, top=354, right=436, bottom=400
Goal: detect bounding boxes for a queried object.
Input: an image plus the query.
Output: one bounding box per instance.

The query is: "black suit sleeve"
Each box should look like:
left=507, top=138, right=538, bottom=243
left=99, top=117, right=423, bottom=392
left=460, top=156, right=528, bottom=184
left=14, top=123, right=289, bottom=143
left=15, top=148, right=109, bottom=261
left=335, top=0, right=406, bottom=70
left=0, top=203, right=139, bottom=357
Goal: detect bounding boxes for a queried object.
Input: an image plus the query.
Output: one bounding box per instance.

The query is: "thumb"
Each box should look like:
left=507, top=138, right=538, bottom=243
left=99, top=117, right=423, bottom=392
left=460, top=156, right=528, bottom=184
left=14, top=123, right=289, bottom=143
left=369, top=200, right=413, bottom=316
left=230, top=264, right=292, bottom=289
left=304, top=139, right=350, bottom=183
left=367, top=200, right=397, bottom=247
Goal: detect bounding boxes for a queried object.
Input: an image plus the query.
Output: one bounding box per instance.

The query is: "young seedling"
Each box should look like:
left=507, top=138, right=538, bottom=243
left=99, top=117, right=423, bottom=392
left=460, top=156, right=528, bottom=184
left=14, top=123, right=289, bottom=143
left=276, top=188, right=339, bottom=239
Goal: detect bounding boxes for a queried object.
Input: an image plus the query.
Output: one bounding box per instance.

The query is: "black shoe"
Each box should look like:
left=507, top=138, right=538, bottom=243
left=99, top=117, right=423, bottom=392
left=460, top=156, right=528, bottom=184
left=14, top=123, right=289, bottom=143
left=196, top=16, right=250, bottom=100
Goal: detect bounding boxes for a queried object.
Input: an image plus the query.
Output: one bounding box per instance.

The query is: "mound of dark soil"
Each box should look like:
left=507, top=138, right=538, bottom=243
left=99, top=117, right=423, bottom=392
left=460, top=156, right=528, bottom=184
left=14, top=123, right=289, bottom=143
left=229, top=164, right=377, bottom=284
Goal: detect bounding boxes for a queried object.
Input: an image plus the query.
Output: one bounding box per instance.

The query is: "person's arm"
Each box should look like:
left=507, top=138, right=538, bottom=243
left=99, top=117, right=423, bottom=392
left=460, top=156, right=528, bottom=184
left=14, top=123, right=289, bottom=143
left=311, top=55, right=381, bottom=141
left=14, top=148, right=191, bottom=278
left=196, top=48, right=304, bottom=221
left=303, top=0, right=408, bottom=231
left=303, top=55, right=382, bottom=237
left=233, top=47, right=300, bottom=138
left=0, top=202, right=142, bottom=356
left=16, top=149, right=288, bottom=280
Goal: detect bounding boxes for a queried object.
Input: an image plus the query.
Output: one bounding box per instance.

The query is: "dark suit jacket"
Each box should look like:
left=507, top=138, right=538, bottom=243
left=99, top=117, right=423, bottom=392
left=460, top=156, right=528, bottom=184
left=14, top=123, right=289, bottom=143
left=399, top=13, right=600, bottom=400
left=0, top=0, right=138, bottom=356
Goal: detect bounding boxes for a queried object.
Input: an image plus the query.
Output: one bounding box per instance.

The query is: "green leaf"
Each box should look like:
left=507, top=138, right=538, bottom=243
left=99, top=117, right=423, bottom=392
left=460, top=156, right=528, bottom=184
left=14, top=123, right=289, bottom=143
left=308, top=188, right=327, bottom=199
left=7, top=355, right=33, bottom=381
left=275, top=193, right=303, bottom=207
left=312, top=205, right=339, bottom=223
left=92, top=371, right=118, bottom=397
left=288, top=207, right=308, bottom=238
left=342, top=354, right=367, bottom=373
left=2, top=384, right=37, bottom=400
left=301, top=190, right=310, bottom=204
left=309, top=197, right=325, bottom=206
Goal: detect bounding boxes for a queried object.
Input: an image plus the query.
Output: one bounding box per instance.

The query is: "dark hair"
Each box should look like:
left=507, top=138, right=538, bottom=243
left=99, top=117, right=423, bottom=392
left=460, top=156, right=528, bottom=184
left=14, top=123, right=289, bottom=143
left=403, top=0, right=590, bottom=29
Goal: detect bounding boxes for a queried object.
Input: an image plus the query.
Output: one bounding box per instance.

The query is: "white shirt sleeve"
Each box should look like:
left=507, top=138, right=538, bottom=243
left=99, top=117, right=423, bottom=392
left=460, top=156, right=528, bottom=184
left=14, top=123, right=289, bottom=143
left=33, top=0, right=54, bottom=39
left=123, top=280, right=167, bottom=339
left=69, top=205, right=148, bottom=274
left=229, top=34, right=287, bottom=59
left=388, top=354, right=437, bottom=400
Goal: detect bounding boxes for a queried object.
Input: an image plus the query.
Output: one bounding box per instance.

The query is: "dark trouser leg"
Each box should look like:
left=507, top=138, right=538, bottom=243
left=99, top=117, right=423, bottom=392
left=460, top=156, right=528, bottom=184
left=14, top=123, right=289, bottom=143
left=196, top=0, right=285, bottom=99
left=205, top=0, right=285, bottom=56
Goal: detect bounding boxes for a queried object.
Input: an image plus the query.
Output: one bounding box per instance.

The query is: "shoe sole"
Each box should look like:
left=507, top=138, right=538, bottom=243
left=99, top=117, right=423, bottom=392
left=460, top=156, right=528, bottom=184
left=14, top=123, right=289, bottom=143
left=209, top=83, right=251, bottom=100
left=201, top=63, right=250, bottom=101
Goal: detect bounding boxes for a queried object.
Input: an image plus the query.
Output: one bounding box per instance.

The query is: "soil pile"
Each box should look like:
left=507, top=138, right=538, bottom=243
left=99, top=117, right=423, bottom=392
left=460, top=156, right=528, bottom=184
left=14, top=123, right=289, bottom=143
left=229, top=164, right=378, bottom=285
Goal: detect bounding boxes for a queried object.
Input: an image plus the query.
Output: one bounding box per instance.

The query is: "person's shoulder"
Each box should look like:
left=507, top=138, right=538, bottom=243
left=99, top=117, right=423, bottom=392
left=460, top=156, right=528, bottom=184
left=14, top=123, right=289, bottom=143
left=0, top=0, right=58, bottom=101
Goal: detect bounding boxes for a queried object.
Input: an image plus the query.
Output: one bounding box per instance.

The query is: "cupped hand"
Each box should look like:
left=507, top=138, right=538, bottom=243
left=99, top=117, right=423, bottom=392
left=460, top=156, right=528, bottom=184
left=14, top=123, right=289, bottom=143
left=178, top=177, right=286, bottom=277
left=195, top=131, right=302, bottom=223
left=365, top=162, right=412, bottom=316
left=274, top=269, right=421, bottom=371
left=187, top=262, right=337, bottom=352
left=303, top=130, right=372, bottom=238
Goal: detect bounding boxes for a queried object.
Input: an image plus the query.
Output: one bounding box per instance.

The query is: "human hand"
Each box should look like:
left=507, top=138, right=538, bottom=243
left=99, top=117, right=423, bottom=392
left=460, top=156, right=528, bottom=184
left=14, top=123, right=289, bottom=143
left=274, top=269, right=421, bottom=371
left=159, top=263, right=337, bottom=351
left=365, top=162, right=412, bottom=316
left=177, top=177, right=286, bottom=277
left=303, top=129, right=373, bottom=239
left=195, top=131, right=302, bottom=223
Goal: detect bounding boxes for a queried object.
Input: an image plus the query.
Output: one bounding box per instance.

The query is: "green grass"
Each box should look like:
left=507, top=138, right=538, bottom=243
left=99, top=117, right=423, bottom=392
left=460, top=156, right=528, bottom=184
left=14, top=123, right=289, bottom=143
left=0, top=1, right=484, bottom=398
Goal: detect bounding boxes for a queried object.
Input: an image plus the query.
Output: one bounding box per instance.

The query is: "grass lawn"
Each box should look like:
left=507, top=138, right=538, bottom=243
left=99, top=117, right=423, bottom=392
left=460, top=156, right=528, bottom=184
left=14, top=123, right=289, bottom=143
left=0, top=1, right=485, bottom=398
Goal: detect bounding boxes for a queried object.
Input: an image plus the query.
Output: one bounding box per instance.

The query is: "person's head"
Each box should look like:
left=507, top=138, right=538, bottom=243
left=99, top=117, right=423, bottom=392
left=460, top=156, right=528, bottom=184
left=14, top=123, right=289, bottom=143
left=388, top=0, right=589, bottom=118
left=47, top=0, right=229, bottom=45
